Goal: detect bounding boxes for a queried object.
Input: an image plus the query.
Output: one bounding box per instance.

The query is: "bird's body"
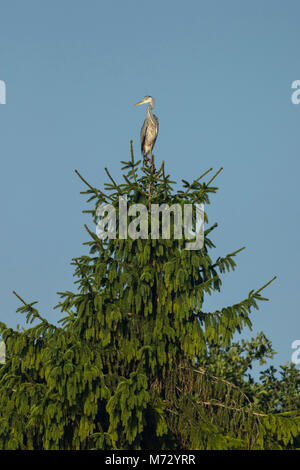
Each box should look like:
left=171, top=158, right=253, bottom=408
left=135, top=96, right=159, bottom=163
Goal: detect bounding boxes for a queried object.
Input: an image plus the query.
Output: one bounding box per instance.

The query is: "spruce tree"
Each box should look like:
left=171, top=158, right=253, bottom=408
left=0, top=144, right=299, bottom=450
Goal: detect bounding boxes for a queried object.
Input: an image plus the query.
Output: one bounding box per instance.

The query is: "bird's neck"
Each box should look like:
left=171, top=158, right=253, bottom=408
left=146, top=104, right=155, bottom=124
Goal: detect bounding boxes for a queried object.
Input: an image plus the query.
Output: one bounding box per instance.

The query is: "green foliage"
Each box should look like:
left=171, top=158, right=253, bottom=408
left=0, top=143, right=299, bottom=449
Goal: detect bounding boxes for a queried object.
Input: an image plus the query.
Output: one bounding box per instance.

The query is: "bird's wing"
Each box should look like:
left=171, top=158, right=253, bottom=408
left=140, top=118, right=148, bottom=156
left=151, top=114, right=159, bottom=149
left=153, top=114, right=159, bottom=134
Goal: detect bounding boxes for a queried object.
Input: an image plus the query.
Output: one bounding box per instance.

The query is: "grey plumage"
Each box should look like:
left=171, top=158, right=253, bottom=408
left=135, top=96, right=159, bottom=162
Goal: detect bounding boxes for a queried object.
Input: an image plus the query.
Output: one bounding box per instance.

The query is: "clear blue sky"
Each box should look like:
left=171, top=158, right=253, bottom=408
left=1, top=0, right=299, bottom=374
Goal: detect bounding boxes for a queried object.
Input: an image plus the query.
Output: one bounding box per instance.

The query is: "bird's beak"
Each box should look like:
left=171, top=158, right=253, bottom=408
left=135, top=99, right=145, bottom=106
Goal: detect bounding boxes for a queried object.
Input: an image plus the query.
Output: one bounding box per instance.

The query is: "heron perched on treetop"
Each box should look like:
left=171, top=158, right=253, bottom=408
left=135, top=96, right=159, bottom=164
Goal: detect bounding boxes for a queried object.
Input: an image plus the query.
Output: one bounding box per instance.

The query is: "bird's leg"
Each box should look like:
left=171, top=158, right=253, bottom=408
left=150, top=154, right=155, bottom=173
left=143, top=156, right=151, bottom=166
left=143, top=148, right=152, bottom=166
left=143, top=144, right=155, bottom=167
left=150, top=144, right=156, bottom=173
left=150, top=143, right=153, bottom=157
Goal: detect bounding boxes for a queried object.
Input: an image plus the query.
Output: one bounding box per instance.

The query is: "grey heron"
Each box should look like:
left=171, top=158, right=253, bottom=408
left=135, top=96, right=159, bottom=164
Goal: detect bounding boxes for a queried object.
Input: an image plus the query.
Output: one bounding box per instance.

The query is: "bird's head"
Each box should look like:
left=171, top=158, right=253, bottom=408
left=135, top=96, right=155, bottom=108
